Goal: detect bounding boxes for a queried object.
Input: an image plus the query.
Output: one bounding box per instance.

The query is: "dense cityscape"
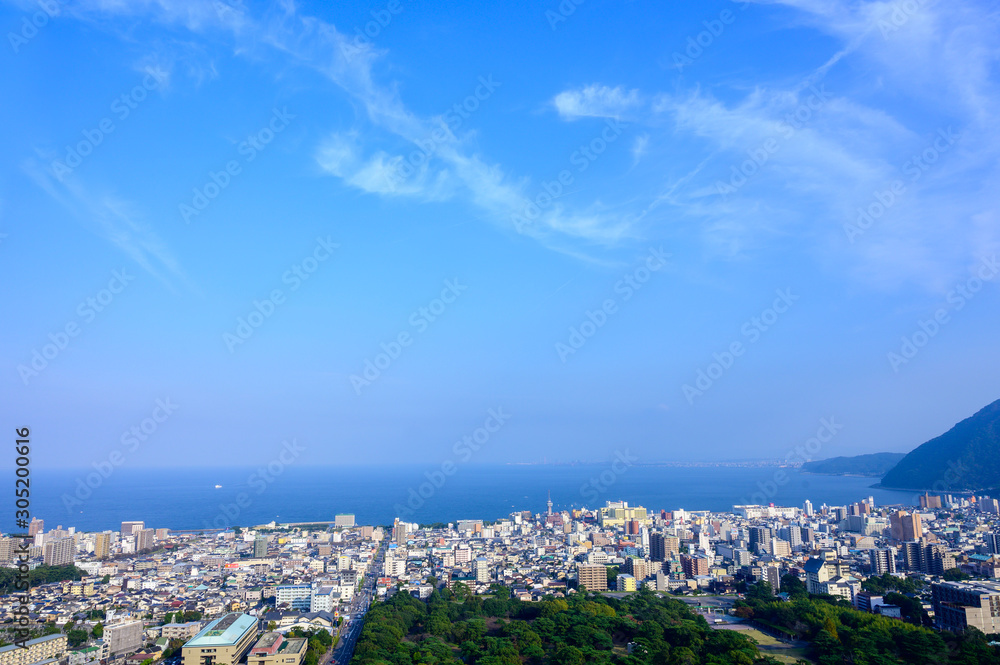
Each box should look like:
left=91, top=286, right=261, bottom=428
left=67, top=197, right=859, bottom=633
left=4, top=490, right=1000, bottom=665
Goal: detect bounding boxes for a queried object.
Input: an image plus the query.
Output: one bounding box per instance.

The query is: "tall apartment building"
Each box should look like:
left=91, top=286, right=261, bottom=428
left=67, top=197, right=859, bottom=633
left=648, top=533, right=679, bottom=561
left=334, top=514, right=355, bottom=528
left=43, top=538, right=74, bottom=566
left=623, top=557, right=651, bottom=581
left=889, top=511, right=922, bottom=541
left=903, top=542, right=955, bottom=575
left=0, top=538, right=14, bottom=563
left=136, top=529, right=155, bottom=552
left=120, top=521, right=144, bottom=537
left=869, top=548, right=896, bottom=575
left=105, top=620, right=144, bottom=656
left=919, top=493, right=943, bottom=510
left=680, top=554, right=708, bottom=578
left=94, top=532, right=111, bottom=559
left=253, top=536, right=268, bottom=559
left=764, top=565, right=781, bottom=592
left=577, top=564, right=608, bottom=591
left=748, top=527, right=773, bottom=553
left=473, top=557, right=491, bottom=583
left=28, top=517, right=44, bottom=536
left=985, top=532, right=1000, bottom=555
left=932, top=581, right=1000, bottom=633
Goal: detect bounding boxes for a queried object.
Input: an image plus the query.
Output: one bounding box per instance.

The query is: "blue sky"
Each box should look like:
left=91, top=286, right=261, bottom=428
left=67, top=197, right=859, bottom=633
left=1, top=0, right=998, bottom=470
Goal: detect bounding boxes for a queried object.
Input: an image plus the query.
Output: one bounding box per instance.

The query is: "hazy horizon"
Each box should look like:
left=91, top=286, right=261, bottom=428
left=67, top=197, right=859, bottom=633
left=2, top=0, right=998, bottom=471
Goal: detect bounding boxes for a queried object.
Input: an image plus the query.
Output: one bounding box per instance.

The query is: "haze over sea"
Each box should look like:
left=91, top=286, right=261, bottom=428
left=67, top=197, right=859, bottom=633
left=19, top=465, right=923, bottom=534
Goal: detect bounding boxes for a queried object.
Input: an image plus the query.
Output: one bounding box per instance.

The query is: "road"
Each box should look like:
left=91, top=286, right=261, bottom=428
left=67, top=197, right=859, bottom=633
left=330, top=539, right=386, bottom=665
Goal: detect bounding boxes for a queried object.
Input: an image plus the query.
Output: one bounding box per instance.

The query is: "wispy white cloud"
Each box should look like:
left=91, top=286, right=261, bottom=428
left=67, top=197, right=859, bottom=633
left=21, top=158, right=194, bottom=293
left=552, top=84, right=642, bottom=120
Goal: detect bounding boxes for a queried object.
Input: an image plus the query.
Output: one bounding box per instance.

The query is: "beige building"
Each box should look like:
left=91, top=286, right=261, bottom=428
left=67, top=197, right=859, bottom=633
left=933, top=581, right=1000, bottom=633
left=182, top=613, right=258, bottom=665
left=598, top=501, right=648, bottom=528
left=94, top=532, right=110, bottom=559
left=247, top=633, right=306, bottom=665
left=577, top=563, right=608, bottom=591
left=105, top=620, right=145, bottom=656
left=0, top=634, right=67, bottom=665
left=162, top=622, right=204, bottom=641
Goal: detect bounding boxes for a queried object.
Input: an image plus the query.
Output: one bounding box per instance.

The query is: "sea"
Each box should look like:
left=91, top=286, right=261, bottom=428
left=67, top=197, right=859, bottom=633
left=19, top=464, right=923, bottom=534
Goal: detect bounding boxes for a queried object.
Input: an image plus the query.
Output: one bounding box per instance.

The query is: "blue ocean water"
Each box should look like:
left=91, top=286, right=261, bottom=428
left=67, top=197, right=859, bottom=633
left=18, top=464, right=920, bottom=533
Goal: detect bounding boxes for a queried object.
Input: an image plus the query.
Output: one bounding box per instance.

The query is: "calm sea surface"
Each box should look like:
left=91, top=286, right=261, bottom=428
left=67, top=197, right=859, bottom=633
left=18, top=464, right=921, bottom=533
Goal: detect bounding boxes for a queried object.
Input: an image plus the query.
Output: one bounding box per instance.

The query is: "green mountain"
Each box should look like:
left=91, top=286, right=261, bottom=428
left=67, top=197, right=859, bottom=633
left=879, top=398, right=1000, bottom=491
left=801, top=452, right=905, bottom=477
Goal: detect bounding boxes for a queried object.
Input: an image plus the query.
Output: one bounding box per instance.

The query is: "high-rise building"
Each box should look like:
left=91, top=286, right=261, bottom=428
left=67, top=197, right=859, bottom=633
left=764, top=565, right=781, bottom=592
left=920, top=493, right=943, bottom=510
left=254, top=535, right=268, bottom=558
left=623, top=557, right=650, bottom=581
left=473, top=557, right=491, bottom=583
left=94, top=532, right=111, bottom=559
left=334, top=514, right=355, bottom=528
left=932, top=581, right=1000, bottom=633
left=136, top=528, right=155, bottom=552
left=903, top=542, right=955, bottom=574
left=105, top=620, right=145, bottom=656
left=985, top=532, right=1000, bottom=555
left=120, top=521, right=144, bottom=537
left=869, top=548, right=896, bottom=575
left=577, top=564, right=608, bottom=591
left=748, top=527, right=773, bottom=553
left=27, top=517, right=44, bottom=536
left=43, top=538, right=74, bottom=566
left=889, top=511, right=922, bottom=541
left=803, top=500, right=814, bottom=516
left=680, top=554, right=708, bottom=578
left=649, top=533, right=679, bottom=561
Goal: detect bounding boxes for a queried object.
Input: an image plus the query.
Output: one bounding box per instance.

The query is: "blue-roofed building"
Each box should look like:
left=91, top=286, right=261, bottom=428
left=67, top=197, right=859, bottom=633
left=181, top=613, right=258, bottom=665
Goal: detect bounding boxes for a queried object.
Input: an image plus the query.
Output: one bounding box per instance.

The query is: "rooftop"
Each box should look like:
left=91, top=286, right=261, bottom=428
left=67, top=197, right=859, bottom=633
left=185, top=613, right=257, bottom=647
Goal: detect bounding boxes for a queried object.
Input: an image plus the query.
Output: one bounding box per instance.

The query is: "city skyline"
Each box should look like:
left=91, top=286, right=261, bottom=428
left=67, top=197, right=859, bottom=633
left=2, top=0, right=999, bottom=471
